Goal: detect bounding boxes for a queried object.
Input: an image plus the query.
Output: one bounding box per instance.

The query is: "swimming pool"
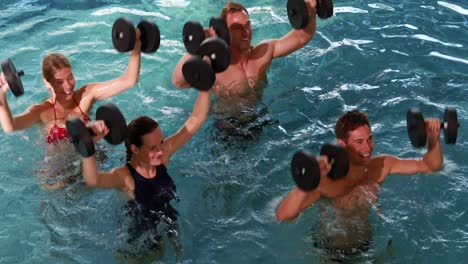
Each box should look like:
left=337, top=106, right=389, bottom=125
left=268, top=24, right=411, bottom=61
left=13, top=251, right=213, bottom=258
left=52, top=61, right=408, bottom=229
left=0, top=0, right=467, bottom=263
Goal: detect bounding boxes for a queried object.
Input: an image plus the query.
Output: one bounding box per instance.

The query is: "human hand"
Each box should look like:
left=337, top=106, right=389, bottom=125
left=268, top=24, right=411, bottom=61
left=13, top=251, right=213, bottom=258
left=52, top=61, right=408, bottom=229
left=306, top=0, right=318, bottom=16
left=317, top=155, right=332, bottom=179
left=134, top=27, right=142, bottom=50
left=204, top=27, right=216, bottom=39
left=86, top=120, right=109, bottom=143
left=426, top=118, right=441, bottom=145
left=0, top=73, right=9, bottom=94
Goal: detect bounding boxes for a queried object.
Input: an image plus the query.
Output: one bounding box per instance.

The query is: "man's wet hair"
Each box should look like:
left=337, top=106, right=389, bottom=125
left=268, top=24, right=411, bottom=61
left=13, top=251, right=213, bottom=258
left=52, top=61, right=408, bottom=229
left=221, top=1, right=249, bottom=19
left=334, top=109, right=370, bottom=141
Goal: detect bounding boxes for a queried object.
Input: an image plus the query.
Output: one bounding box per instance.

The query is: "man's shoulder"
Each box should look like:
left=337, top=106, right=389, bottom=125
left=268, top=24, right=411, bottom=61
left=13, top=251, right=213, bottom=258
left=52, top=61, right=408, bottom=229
left=251, top=41, right=275, bottom=57
left=369, top=154, right=398, bottom=183
left=371, top=154, right=397, bottom=163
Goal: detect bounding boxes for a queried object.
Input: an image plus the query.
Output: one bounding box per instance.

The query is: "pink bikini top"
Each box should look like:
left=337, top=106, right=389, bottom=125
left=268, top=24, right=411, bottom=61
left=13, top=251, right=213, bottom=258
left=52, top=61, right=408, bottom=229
left=45, top=100, right=91, bottom=144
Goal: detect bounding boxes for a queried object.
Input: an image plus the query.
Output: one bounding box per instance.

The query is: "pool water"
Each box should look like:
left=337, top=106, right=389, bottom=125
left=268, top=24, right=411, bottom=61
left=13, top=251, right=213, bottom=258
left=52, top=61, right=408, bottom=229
left=0, top=0, right=467, bottom=263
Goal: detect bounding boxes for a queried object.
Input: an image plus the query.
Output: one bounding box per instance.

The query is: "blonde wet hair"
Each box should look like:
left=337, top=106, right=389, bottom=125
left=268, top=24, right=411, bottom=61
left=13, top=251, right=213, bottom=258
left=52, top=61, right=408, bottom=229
left=41, top=53, right=72, bottom=82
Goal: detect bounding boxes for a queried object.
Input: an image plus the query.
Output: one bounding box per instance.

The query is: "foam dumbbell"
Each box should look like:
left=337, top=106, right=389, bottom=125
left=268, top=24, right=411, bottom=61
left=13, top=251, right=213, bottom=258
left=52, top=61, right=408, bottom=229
left=181, top=17, right=232, bottom=91
left=1, top=58, right=24, bottom=97
left=406, top=107, right=459, bottom=148
left=287, top=0, right=334, bottom=29
left=66, top=103, right=127, bottom=157
left=112, top=17, right=160, bottom=53
left=291, top=143, right=349, bottom=191
left=182, top=16, right=230, bottom=54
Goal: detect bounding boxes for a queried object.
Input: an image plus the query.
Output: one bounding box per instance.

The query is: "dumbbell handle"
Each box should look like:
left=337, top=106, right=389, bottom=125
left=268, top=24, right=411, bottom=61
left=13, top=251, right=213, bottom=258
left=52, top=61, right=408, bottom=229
left=87, top=127, right=97, bottom=136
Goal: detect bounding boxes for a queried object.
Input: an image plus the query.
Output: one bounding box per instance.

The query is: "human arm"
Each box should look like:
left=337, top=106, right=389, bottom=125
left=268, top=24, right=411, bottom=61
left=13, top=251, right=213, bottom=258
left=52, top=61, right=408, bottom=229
left=162, top=90, right=210, bottom=164
left=82, top=155, right=131, bottom=190
left=0, top=76, right=15, bottom=133
left=172, top=28, right=215, bottom=88
left=0, top=74, right=43, bottom=132
left=377, top=119, right=443, bottom=182
left=276, top=155, right=331, bottom=221
left=81, top=121, right=130, bottom=190
left=82, top=30, right=142, bottom=101
left=172, top=53, right=194, bottom=88
left=276, top=188, right=321, bottom=221
left=268, top=0, right=317, bottom=59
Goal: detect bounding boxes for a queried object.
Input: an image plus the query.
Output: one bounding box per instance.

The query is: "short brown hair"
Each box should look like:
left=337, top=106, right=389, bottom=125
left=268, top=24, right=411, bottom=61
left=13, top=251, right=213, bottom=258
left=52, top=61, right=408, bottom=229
left=334, top=109, right=370, bottom=141
left=221, top=2, right=249, bottom=19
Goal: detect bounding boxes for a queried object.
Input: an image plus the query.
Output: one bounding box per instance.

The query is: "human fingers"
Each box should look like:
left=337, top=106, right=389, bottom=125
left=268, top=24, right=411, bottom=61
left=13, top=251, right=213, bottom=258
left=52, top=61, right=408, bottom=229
left=318, top=155, right=332, bottom=176
left=425, top=118, right=441, bottom=139
left=135, top=27, right=142, bottom=42
left=306, top=0, right=318, bottom=16
left=205, top=27, right=216, bottom=38
left=87, top=121, right=107, bottom=135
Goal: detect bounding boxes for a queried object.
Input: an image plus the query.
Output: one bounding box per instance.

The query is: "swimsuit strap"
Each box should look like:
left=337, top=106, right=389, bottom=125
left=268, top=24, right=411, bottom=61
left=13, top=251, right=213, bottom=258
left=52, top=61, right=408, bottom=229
left=73, top=97, right=86, bottom=115
left=72, top=97, right=91, bottom=122
left=51, top=101, right=58, bottom=125
left=73, top=98, right=87, bottom=116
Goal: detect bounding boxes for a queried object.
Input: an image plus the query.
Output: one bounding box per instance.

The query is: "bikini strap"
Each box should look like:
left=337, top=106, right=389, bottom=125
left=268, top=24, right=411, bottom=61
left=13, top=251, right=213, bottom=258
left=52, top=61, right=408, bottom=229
left=73, top=97, right=87, bottom=116
left=73, top=97, right=91, bottom=122
left=51, top=101, right=58, bottom=125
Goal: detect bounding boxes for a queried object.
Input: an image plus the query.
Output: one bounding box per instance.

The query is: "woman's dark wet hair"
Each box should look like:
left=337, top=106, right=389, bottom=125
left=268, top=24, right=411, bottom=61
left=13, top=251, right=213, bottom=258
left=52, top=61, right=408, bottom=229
left=125, top=116, right=159, bottom=162
left=334, top=109, right=370, bottom=142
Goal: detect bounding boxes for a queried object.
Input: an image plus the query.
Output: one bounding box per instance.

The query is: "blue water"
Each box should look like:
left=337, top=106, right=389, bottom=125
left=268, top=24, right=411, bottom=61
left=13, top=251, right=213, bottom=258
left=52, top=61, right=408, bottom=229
left=0, top=0, right=467, bottom=263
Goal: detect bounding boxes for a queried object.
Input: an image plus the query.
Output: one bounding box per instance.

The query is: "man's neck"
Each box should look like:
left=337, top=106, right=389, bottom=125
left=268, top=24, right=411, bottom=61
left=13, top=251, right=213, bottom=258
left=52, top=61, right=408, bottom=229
left=347, top=163, right=368, bottom=183
left=230, top=46, right=251, bottom=65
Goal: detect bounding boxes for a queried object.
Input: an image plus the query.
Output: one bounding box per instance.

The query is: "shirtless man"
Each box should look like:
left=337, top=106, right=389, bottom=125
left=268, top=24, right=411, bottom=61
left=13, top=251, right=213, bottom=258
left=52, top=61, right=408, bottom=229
left=172, top=1, right=317, bottom=125
left=276, top=109, right=443, bottom=260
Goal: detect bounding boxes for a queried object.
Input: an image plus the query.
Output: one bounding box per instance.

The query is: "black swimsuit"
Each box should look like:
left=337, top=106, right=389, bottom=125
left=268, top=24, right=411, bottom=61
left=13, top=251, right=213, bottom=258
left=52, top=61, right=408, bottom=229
left=124, top=163, right=179, bottom=245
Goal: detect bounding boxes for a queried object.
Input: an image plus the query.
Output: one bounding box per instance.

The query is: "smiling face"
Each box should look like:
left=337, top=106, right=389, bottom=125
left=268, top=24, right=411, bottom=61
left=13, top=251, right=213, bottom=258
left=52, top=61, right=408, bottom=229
left=341, top=125, right=374, bottom=166
left=48, top=67, right=76, bottom=101
left=226, top=10, right=252, bottom=51
left=334, top=109, right=373, bottom=167
left=132, top=127, right=165, bottom=166
left=42, top=53, right=75, bottom=101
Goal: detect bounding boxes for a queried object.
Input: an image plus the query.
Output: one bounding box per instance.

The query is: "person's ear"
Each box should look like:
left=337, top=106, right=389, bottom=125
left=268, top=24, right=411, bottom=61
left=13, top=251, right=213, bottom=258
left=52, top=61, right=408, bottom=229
left=43, top=78, right=53, bottom=91
left=130, top=144, right=139, bottom=155
left=337, top=138, right=346, bottom=147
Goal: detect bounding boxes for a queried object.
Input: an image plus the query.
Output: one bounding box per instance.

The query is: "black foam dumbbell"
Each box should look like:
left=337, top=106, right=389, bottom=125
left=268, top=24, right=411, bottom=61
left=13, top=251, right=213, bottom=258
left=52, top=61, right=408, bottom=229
left=112, top=17, right=160, bottom=53
left=182, top=16, right=231, bottom=54
left=406, top=107, right=459, bottom=148
left=181, top=17, right=232, bottom=91
left=66, top=103, right=127, bottom=157
left=287, top=0, right=334, bottom=30
left=1, top=58, right=24, bottom=97
left=291, top=143, right=349, bottom=191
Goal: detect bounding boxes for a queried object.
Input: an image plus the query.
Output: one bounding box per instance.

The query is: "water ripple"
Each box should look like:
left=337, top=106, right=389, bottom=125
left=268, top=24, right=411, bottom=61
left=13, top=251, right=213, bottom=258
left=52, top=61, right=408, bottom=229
left=412, top=34, right=463, bottom=47
left=429, top=51, right=468, bottom=65
left=48, top=21, right=108, bottom=35
left=368, top=3, right=395, bottom=11
left=381, top=33, right=463, bottom=48
left=152, top=0, right=190, bottom=8
left=391, top=49, right=410, bottom=56
left=437, top=1, right=468, bottom=15
left=318, top=33, right=373, bottom=53
left=339, top=83, right=380, bottom=91
left=91, top=7, right=171, bottom=20
left=370, top=24, right=419, bottom=30
left=334, top=6, right=368, bottom=14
